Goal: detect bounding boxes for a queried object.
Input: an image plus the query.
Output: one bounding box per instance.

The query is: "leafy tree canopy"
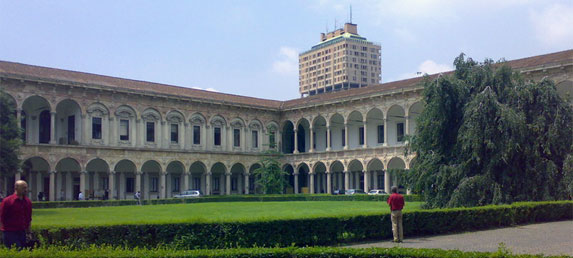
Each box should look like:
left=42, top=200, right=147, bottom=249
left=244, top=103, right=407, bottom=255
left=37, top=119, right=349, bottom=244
left=0, top=88, right=22, bottom=177
left=408, top=54, right=573, bottom=208
left=252, top=131, right=289, bottom=194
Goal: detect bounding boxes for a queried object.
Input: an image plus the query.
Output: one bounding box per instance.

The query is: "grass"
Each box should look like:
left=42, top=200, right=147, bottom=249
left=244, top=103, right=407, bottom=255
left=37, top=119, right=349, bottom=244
left=32, top=201, right=424, bottom=228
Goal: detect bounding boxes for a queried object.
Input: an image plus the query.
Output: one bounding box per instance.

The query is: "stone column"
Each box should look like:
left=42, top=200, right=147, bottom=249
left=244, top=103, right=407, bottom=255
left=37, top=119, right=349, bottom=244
left=109, top=171, right=116, bottom=200
left=293, top=129, right=299, bottom=154
left=383, top=118, right=388, bottom=146
left=244, top=173, right=250, bottom=194
left=326, top=126, right=331, bottom=151
left=326, top=172, right=332, bottom=194
left=373, top=171, right=378, bottom=189
left=226, top=173, right=231, bottom=195
left=384, top=170, right=391, bottom=194
left=238, top=173, right=243, bottom=194
left=160, top=121, right=166, bottom=148
left=80, top=170, right=87, bottom=199
left=180, top=123, right=186, bottom=149
left=135, top=171, right=142, bottom=193
left=405, top=115, right=410, bottom=138
left=159, top=172, right=166, bottom=199
left=82, top=114, right=88, bottom=145
left=65, top=172, right=72, bottom=200
left=137, top=119, right=144, bottom=147
left=309, top=126, right=314, bottom=153
left=309, top=173, right=315, bottom=194
left=294, top=172, right=299, bottom=194
left=344, top=123, right=349, bottom=150
left=205, top=172, right=211, bottom=195
left=109, top=117, right=115, bottom=146
left=363, top=171, right=369, bottom=192
left=143, top=172, right=149, bottom=200
left=354, top=172, right=360, bottom=189
left=363, top=120, right=368, bottom=148
left=49, top=171, right=56, bottom=201
left=119, top=172, right=126, bottom=199
left=344, top=171, right=350, bottom=190
left=50, top=111, right=57, bottom=144
left=183, top=172, right=189, bottom=192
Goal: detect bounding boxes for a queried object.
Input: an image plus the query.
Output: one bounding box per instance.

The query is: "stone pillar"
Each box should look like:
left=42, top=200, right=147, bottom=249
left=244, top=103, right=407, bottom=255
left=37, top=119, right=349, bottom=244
left=50, top=112, right=57, bottom=144
left=309, top=172, right=315, bottom=194
left=309, top=126, right=314, bottom=153
left=226, top=173, right=231, bottom=195
left=82, top=114, right=88, bottom=145
left=344, top=171, right=350, bottom=190
left=373, top=171, right=378, bottom=189
left=49, top=171, right=56, bottom=201
left=326, top=126, right=331, bottom=151
left=109, top=117, right=115, bottom=146
left=205, top=172, right=211, bottom=195
left=183, top=172, right=189, bottom=192
left=293, top=129, right=299, bottom=154
left=238, top=173, right=243, bottom=194
left=66, top=172, right=72, bottom=200
left=363, top=171, right=369, bottom=192
left=244, top=173, right=250, bottom=194
left=159, top=172, right=166, bottom=199
left=143, top=172, right=149, bottom=200
left=160, top=121, right=166, bottom=148
left=80, top=170, right=87, bottom=199
left=354, top=172, right=360, bottom=189
left=363, top=120, right=368, bottom=148
left=326, top=172, right=332, bottom=194
left=135, top=171, right=142, bottom=192
left=109, top=171, right=116, bottom=200
left=344, top=123, right=349, bottom=150
left=294, top=173, right=299, bottom=194
left=180, top=123, right=186, bottom=149
left=119, top=172, right=125, bottom=200
left=383, top=118, right=388, bottom=146
left=405, top=115, right=410, bottom=138
left=384, top=170, right=391, bottom=194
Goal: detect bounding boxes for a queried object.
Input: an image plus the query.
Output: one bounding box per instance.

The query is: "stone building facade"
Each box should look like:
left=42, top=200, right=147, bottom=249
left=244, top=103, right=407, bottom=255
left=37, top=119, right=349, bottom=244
left=0, top=49, right=571, bottom=201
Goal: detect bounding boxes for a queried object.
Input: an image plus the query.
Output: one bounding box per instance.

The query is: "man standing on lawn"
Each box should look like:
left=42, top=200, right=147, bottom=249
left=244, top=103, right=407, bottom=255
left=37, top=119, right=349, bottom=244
left=0, top=180, right=32, bottom=249
left=387, top=186, right=404, bottom=243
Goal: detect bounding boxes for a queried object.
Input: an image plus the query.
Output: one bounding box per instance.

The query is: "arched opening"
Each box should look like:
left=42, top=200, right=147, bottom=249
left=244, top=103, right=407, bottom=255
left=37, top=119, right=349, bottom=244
left=297, top=163, right=310, bottom=193
left=387, top=157, right=406, bottom=194
left=387, top=105, right=406, bottom=145
left=189, top=161, right=207, bottom=193
left=348, top=159, right=364, bottom=190
left=312, top=162, right=327, bottom=193
left=22, top=96, right=51, bottom=144
left=282, top=164, right=295, bottom=194
left=210, top=162, right=227, bottom=195
left=367, top=158, right=384, bottom=192
left=55, top=158, right=81, bottom=201
left=249, top=163, right=262, bottom=194
left=329, top=114, right=345, bottom=151
left=297, top=118, right=310, bottom=153
left=114, top=159, right=137, bottom=200
left=330, top=161, right=345, bottom=191
left=86, top=158, right=110, bottom=200
left=55, top=99, right=82, bottom=145
left=230, top=163, right=246, bottom=194
left=346, top=111, right=364, bottom=149
left=141, top=160, right=162, bottom=200
left=21, top=157, right=50, bottom=201
left=366, top=108, right=384, bottom=147
left=312, top=116, right=327, bottom=152
left=281, top=121, right=294, bottom=154
left=166, top=161, right=184, bottom=197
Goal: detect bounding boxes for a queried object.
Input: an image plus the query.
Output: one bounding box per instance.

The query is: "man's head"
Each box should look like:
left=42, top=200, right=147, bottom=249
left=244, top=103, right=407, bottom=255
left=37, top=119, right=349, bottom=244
left=391, top=186, right=398, bottom=194
left=14, top=180, right=28, bottom=197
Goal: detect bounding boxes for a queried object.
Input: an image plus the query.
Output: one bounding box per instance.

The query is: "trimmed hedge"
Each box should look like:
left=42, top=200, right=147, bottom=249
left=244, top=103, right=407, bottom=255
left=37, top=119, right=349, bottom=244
left=0, top=246, right=570, bottom=258
left=32, top=201, right=573, bottom=250
left=32, top=194, right=424, bottom=209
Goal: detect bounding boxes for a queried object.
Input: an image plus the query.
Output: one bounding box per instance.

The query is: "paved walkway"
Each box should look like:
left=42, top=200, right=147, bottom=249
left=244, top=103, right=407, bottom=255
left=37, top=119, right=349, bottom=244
left=345, top=221, right=573, bottom=256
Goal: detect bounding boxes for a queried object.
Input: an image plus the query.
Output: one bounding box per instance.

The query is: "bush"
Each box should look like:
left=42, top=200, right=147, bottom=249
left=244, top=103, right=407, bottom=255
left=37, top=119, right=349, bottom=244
left=0, top=245, right=569, bottom=258
left=32, top=194, right=424, bottom=209
left=32, top=201, right=572, bottom=250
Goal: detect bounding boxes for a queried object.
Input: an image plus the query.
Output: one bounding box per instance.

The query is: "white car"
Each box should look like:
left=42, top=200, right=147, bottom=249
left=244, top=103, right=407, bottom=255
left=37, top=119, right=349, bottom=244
left=174, top=190, right=202, bottom=198
left=368, top=189, right=387, bottom=195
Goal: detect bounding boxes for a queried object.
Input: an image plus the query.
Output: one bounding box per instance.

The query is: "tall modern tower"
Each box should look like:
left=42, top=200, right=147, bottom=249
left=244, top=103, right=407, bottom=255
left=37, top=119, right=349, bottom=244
left=299, top=23, right=381, bottom=97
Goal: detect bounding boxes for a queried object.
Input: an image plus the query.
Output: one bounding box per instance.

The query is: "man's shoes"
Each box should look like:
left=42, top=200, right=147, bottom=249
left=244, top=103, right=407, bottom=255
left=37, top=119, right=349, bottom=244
left=392, top=240, right=403, bottom=243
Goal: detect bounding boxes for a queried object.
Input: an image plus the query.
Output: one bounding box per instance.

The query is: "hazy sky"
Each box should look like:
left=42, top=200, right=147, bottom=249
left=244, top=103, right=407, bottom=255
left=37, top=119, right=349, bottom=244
left=1, top=1, right=572, bottom=100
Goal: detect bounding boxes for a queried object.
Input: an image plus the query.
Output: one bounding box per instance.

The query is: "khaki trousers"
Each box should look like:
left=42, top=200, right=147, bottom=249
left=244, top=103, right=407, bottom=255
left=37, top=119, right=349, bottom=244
left=391, top=210, right=403, bottom=241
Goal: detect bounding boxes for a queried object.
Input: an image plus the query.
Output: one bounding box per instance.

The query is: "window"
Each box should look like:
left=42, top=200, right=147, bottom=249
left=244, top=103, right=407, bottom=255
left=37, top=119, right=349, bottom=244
left=252, top=130, right=258, bottom=148
left=172, top=176, right=180, bottom=192
left=126, top=178, right=134, bottom=193
left=214, top=127, right=221, bottom=146
left=233, top=128, right=240, bottom=147
left=151, top=177, right=158, bottom=192
left=92, top=117, right=102, bottom=139
left=341, top=129, right=346, bottom=146
left=213, top=177, right=220, bottom=191
left=193, top=125, right=201, bottom=145
left=146, top=122, right=155, bottom=142
left=269, top=131, right=276, bottom=148
left=119, top=119, right=129, bottom=141
left=170, top=123, right=178, bottom=143
left=397, top=123, right=405, bottom=142
left=193, top=177, right=201, bottom=190
left=377, top=125, right=384, bottom=143
left=359, top=127, right=364, bottom=145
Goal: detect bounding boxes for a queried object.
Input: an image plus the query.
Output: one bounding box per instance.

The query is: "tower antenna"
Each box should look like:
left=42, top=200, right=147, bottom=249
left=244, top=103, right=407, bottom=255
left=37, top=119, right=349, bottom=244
left=350, top=5, right=353, bottom=23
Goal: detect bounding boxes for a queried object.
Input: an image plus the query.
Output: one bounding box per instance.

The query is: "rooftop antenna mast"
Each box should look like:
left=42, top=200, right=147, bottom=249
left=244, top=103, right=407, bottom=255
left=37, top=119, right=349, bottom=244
left=350, top=4, right=353, bottom=23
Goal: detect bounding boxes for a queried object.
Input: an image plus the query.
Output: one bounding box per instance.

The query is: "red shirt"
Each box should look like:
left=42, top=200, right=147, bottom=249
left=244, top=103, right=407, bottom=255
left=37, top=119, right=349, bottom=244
left=0, top=194, right=32, bottom=232
left=387, top=193, right=405, bottom=211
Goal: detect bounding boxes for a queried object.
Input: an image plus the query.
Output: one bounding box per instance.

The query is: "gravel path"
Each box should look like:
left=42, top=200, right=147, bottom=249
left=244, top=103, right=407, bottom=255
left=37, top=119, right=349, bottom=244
left=345, top=221, right=573, bottom=256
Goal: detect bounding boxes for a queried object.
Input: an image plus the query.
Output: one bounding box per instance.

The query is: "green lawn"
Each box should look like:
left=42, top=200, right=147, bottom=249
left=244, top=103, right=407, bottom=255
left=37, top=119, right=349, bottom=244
left=32, top=201, right=424, bottom=228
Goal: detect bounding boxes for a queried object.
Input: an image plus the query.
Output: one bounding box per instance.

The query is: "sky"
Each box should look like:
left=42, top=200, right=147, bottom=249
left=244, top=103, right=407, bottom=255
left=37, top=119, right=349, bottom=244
left=1, top=0, right=572, bottom=101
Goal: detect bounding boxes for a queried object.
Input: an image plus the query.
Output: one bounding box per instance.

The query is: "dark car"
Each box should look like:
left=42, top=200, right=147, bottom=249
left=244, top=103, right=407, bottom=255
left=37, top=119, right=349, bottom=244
left=332, top=189, right=345, bottom=195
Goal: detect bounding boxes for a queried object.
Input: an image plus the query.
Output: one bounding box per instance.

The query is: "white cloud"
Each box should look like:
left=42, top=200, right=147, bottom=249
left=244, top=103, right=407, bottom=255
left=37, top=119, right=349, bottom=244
left=272, top=46, right=299, bottom=76
left=530, top=3, right=573, bottom=48
left=396, top=60, right=452, bottom=80
left=191, top=86, right=219, bottom=92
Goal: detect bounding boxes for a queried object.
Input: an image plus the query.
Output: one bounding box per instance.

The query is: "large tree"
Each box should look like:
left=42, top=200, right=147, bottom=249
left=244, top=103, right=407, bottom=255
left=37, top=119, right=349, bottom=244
left=408, top=54, right=573, bottom=208
left=0, top=88, right=22, bottom=177
left=252, top=131, right=289, bottom=194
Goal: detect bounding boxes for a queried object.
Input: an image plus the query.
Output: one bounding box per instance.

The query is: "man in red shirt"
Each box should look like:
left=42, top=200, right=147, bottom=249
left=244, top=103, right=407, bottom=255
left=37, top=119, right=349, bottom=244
left=0, top=180, right=32, bottom=249
left=386, top=186, right=404, bottom=242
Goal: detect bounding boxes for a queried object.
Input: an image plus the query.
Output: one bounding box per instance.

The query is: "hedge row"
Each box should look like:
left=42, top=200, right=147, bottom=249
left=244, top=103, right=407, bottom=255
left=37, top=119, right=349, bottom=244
left=32, top=194, right=424, bottom=209
left=33, top=201, right=573, bottom=250
left=1, top=246, right=570, bottom=258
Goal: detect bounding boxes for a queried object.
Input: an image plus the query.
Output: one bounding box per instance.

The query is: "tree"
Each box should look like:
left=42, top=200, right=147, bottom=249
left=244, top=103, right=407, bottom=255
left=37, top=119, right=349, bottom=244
left=0, top=88, right=22, bottom=178
left=408, top=54, right=573, bottom=208
left=252, top=130, right=290, bottom=194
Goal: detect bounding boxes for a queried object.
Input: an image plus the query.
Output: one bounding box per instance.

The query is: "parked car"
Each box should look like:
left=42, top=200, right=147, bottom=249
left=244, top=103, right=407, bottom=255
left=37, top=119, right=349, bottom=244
left=332, top=189, right=345, bottom=195
left=174, top=190, right=202, bottom=198
left=368, top=189, right=387, bottom=195
left=345, top=189, right=366, bottom=195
